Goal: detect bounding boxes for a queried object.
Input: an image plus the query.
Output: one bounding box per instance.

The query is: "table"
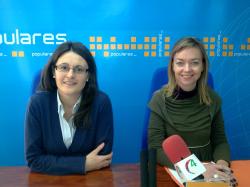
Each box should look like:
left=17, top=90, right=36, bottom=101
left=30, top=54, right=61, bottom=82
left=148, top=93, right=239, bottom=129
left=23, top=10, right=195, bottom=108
left=231, top=160, right=249, bottom=187
left=0, top=161, right=249, bottom=187
left=0, top=164, right=177, bottom=187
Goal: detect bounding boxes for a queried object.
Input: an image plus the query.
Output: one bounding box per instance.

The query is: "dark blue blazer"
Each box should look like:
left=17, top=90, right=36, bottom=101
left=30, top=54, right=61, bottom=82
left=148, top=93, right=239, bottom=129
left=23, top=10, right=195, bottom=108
left=25, top=90, right=113, bottom=175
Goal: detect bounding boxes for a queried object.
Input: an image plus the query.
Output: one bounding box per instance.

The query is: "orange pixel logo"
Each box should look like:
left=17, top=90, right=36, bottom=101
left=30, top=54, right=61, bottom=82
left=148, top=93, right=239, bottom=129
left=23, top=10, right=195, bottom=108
left=88, top=35, right=171, bottom=57
left=11, top=51, right=25, bottom=57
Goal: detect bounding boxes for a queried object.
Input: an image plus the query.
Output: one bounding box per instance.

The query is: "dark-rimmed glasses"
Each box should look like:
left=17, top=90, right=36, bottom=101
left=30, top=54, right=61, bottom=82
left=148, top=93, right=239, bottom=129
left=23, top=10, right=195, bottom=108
left=54, top=63, right=88, bottom=75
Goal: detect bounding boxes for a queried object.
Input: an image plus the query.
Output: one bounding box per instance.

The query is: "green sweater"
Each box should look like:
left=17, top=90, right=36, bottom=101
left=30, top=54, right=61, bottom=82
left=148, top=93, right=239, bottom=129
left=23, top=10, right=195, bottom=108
left=148, top=87, right=230, bottom=168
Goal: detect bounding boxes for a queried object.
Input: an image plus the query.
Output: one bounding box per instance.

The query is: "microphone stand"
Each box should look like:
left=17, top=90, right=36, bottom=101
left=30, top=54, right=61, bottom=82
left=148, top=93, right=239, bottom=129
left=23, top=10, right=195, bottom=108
left=140, top=149, right=157, bottom=187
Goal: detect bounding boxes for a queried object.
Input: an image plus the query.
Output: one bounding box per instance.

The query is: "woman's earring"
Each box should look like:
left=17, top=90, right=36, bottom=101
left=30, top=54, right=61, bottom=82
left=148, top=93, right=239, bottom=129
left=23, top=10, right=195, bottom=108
left=53, top=75, right=55, bottom=78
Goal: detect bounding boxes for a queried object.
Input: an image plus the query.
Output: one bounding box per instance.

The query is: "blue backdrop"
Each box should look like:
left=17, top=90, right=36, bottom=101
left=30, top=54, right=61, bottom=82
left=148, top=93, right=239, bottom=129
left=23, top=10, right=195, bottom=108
left=0, top=0, right=250, bottom=166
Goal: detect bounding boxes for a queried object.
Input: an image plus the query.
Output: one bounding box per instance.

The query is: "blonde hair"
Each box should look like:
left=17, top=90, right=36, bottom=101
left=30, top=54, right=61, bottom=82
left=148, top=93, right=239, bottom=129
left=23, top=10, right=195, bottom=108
left=165, top=37, right=211, bottom=105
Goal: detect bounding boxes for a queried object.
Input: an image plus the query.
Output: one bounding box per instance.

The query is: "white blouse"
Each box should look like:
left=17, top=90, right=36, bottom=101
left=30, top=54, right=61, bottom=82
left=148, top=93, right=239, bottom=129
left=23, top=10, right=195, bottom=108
left=57, top=92, right=81, bottom=149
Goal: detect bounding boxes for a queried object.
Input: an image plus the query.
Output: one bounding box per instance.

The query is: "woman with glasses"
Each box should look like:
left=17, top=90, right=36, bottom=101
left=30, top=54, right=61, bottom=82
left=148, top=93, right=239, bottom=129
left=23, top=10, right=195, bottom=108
left=25, top=42, right=113, bottom=175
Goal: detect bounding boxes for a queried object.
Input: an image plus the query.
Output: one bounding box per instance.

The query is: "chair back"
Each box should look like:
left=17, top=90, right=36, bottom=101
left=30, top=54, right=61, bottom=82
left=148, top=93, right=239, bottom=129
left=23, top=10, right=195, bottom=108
left=31, top=70, right=42, bottom=94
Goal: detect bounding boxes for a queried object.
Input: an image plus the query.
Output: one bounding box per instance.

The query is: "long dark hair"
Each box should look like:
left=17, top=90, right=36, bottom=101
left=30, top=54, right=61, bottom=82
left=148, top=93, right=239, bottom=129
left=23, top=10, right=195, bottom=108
left=39, top=41, right=98, bottom=128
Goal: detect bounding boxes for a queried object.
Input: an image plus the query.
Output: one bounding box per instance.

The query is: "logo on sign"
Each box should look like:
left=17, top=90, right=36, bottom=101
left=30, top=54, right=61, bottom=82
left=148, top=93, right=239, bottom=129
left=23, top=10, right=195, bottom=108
left=174, top=154, right=206, bottom=181
left=0, top=29, right=67, bottom=45
left=185, top=159, right=197, bottom=174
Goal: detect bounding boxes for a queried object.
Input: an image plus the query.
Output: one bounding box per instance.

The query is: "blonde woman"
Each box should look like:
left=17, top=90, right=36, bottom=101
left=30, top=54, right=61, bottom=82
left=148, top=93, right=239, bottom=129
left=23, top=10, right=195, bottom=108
left=148, top=37, right=237, bottom=186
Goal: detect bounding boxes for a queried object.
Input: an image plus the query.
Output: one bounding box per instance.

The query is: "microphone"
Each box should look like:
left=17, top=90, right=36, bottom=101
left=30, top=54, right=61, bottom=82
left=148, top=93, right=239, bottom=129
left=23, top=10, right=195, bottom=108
left=162, top=134, right=191, bottom=164
left=162, top=135, right=206, bottom=182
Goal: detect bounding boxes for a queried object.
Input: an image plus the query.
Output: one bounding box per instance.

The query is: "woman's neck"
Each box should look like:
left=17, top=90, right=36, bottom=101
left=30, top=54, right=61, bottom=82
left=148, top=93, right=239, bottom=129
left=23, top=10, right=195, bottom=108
left=59, top=93, right=80, bottom=111
left=173, top=86, right=198, bottom=100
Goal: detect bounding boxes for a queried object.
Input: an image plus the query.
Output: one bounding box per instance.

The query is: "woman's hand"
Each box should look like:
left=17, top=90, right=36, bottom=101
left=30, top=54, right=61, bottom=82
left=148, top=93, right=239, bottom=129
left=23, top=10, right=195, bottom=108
left=203, top=161, right=237, bottom=186
left=85, top=143, right=113, bottom=172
